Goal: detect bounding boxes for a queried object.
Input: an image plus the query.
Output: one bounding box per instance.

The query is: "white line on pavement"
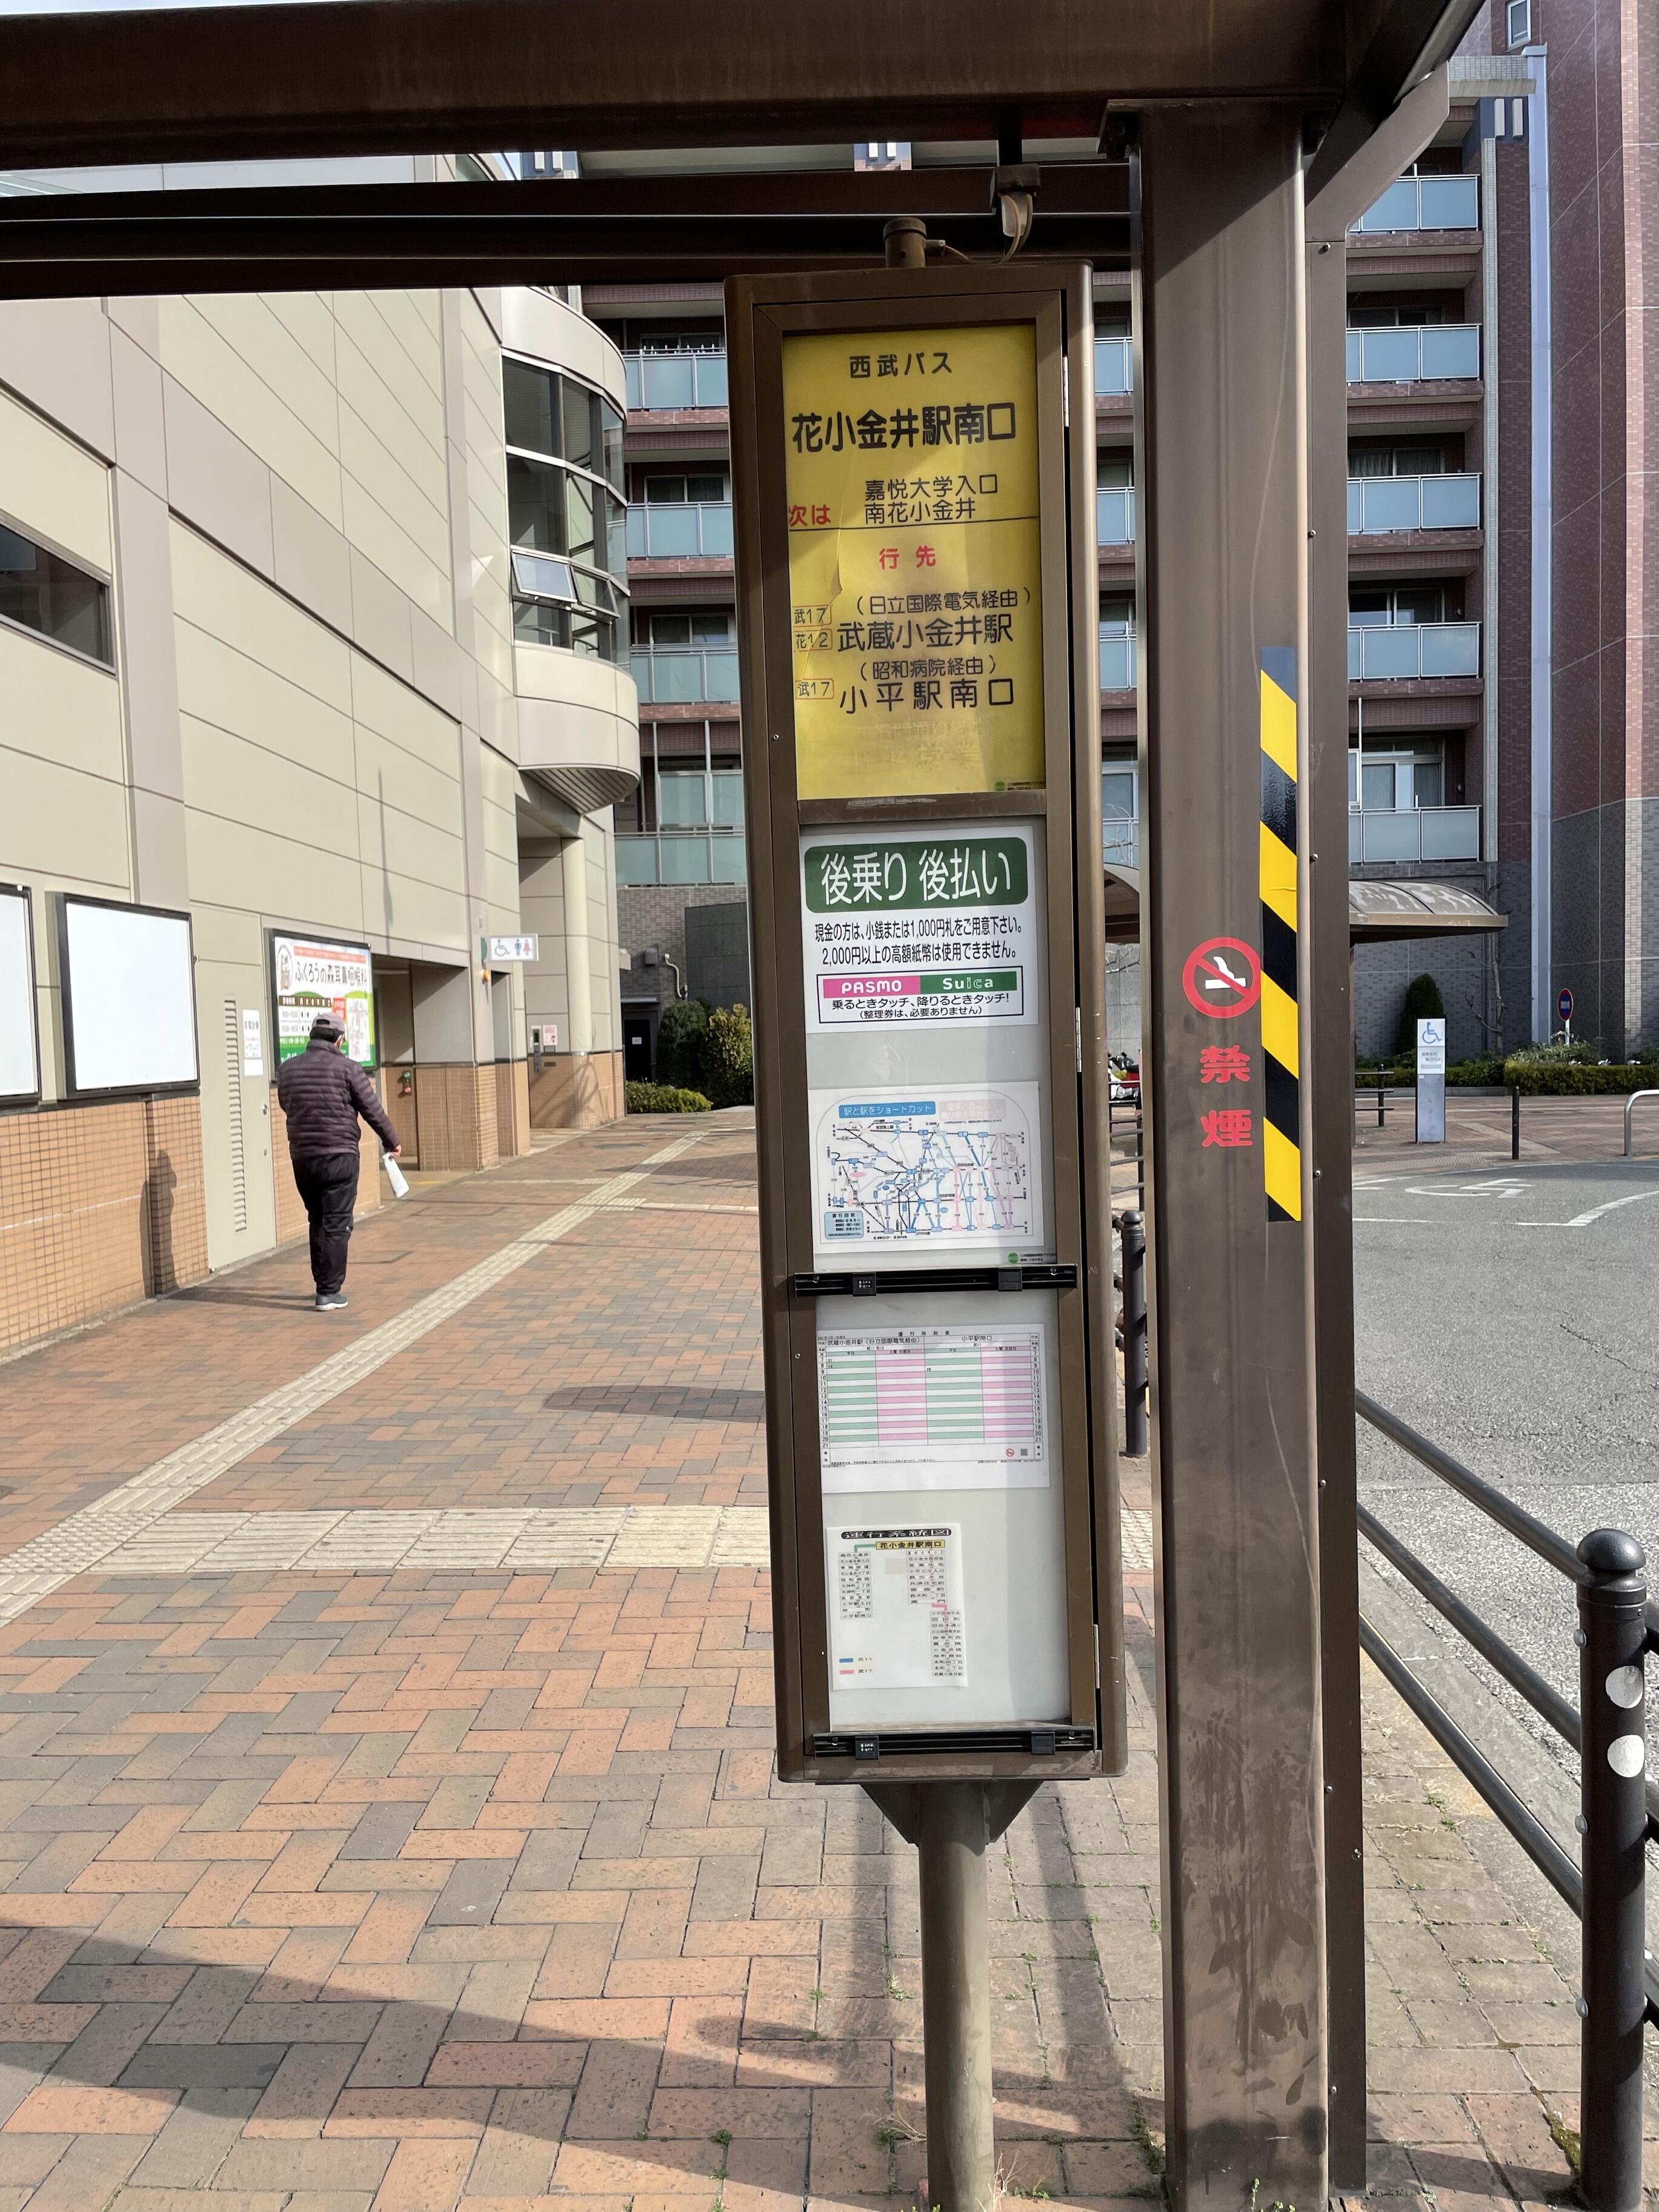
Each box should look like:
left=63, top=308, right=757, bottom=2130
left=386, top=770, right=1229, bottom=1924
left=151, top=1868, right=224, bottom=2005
left=1515, top=1189, right=1659, bottom=1229
left=0, top=1133, right=710, bottom=1626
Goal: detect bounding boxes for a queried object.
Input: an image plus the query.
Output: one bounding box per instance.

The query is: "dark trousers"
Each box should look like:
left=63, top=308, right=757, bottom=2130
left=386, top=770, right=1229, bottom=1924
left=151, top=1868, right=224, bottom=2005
left=292, top=1152, right=360, bottom=1295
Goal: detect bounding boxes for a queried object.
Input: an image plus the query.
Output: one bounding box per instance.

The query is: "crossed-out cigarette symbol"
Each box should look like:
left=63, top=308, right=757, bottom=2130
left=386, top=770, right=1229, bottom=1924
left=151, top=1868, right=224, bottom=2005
left=1181, top=936, right=1262, bottom=1019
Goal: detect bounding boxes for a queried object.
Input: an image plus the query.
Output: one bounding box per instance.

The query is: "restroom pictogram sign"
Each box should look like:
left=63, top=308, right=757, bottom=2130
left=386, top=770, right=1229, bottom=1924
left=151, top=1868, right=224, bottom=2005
left=1182, top=937, right=1261, bottom=1018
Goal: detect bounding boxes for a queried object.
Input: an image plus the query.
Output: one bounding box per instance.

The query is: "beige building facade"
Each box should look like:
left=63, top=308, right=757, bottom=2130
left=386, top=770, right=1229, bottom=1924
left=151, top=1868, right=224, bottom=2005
left=0, top=270, right=638, bottom=1355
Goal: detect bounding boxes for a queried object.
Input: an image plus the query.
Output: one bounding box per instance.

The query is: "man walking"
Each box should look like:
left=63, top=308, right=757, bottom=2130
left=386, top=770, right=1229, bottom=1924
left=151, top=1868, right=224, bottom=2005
left=274, top=1013, right=401, bottom=1310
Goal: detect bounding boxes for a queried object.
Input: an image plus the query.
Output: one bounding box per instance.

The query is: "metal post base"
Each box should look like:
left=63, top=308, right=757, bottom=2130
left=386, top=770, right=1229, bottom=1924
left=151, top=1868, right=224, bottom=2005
left=863, top=1782, right=1038, bottom=2212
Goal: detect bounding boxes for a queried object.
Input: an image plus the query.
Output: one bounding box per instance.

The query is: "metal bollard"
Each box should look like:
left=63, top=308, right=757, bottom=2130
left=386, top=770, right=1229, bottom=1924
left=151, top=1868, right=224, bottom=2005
left=1576, top=1528, right=1648, bottom=2212
left=1511, top=1083, right=1520, bottom=1162
left=1120, top=1210, right=1148, bottom=1456
left=1377, top=1075, right=1388, bottom=1128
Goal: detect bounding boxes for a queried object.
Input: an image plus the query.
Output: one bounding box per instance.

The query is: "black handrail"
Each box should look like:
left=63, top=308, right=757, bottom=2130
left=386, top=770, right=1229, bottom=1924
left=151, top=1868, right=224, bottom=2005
left=1358, top=1501, right=1659, bottom=1842
left=1355, top=1389, right=1583, bottom=1580
left=1357, top=1504, right=1578, bottom=1748
left=1357, top=1396, right=1652, bottom=2212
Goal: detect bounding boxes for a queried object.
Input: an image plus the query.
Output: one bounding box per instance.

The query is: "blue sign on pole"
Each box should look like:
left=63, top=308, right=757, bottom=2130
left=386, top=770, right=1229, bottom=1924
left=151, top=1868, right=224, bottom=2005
left=1558, top=986, right=1574, bottom=1027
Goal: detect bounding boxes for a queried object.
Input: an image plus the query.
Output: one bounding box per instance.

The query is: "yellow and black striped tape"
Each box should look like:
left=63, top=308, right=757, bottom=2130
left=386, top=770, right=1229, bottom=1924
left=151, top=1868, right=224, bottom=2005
left=1258, top=649, right=1302, bottom=1223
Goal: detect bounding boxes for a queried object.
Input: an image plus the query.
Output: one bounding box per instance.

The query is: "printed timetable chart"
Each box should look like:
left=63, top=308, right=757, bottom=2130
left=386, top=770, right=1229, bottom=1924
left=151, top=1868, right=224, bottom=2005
left=818, top=1326, right=1048, bottom=1492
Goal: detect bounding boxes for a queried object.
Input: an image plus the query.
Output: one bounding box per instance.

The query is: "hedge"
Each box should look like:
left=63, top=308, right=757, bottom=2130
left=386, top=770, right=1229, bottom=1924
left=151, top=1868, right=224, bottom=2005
left=624, top=1081, right=711, bottom=1114
left=1503, top=1060, right=1659, bottom=1096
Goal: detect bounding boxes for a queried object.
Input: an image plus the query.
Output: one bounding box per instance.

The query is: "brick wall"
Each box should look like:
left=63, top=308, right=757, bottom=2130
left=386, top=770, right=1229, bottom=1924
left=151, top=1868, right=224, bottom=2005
left=0, top=1094, right=209, bottom=1356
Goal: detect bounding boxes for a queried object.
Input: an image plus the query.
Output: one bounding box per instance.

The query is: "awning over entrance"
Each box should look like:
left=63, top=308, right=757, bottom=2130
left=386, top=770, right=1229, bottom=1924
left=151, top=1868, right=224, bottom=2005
left=1347, top=877, right=1509, bottom=943
left=1102, top=866, right=1509, bottom=946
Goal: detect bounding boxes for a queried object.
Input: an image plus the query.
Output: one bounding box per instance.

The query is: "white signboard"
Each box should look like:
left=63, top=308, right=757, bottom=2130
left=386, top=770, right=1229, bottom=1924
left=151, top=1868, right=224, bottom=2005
left=800, top=823, right=1037, bottom=1030
left=241, top=1007, right=264, bottom=1078
left=1415, top=1017, right=1446, bottom=1074
left=827, top=1523, right=966, bottom=1690
left=486, top=934, right=539, bottom=963
left=62, top=898, right=198, bottom=1095
left=818, top=1325, right=1048, bottom=1492
left=810, top=1083, right=1042, bottom=1261
left=0, top=888, right=39, bottom=1103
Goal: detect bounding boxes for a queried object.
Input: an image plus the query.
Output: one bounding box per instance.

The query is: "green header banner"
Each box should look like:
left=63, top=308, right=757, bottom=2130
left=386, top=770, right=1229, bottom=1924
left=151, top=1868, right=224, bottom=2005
left=802, top=834, right=1028, bottom=914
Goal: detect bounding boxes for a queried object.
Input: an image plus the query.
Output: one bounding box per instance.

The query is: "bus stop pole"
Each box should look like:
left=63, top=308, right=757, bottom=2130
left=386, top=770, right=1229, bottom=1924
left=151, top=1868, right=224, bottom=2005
left=1138, top=106, right=1327, bottom=2210
left=917, top=1784, right=996, bottom=2212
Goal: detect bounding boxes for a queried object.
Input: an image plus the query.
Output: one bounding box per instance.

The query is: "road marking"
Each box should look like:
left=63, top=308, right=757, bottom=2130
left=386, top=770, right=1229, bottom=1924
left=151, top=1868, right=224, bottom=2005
left=1354, top=1217, right=1434, bottom=1224
left=0, top=1133, right=710, bottom=1626
left=1516, top=1189, right=1659, bottom=1229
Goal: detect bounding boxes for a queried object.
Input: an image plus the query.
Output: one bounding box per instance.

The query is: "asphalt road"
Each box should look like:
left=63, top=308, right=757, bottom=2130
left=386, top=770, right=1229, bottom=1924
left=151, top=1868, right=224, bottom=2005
left=1354, top=1152, right=1659, bottom=1773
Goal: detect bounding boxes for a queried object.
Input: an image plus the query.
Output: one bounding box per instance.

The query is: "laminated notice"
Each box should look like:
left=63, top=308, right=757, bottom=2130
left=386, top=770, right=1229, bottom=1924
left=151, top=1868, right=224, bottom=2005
left=828, top=1523, right=966, bottom=1689
left=800, top=823, right=1038, bottom=1032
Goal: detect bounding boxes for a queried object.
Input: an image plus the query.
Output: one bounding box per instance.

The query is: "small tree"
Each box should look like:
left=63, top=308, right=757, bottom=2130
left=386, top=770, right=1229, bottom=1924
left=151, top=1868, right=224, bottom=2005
left=1394, top=972, right=1446, bottom=1061
left=700, top=1003, right=755, bottom=1108
left=655, top=997, right=710, bottom=1090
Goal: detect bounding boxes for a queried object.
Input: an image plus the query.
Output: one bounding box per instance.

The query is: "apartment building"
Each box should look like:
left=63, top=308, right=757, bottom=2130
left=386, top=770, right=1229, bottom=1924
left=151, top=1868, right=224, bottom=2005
left=602, top=0, right=1657, bottom=1072
left=0, top=164, right=639, bottom=1353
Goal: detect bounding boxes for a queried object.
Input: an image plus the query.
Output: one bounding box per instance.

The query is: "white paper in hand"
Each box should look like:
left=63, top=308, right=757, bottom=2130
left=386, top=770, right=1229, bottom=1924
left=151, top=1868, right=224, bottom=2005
left=382, top=1153, right=410, bottom=1200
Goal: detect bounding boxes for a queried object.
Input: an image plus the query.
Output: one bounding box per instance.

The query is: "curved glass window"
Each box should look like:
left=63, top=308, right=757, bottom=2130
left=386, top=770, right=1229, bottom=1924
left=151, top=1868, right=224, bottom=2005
left=503, top=353, right=628, bottom=659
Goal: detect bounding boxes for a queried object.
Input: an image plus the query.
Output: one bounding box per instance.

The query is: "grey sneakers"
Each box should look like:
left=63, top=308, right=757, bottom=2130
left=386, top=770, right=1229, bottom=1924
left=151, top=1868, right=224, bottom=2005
left=314, top=1292, right=349, bottom=1311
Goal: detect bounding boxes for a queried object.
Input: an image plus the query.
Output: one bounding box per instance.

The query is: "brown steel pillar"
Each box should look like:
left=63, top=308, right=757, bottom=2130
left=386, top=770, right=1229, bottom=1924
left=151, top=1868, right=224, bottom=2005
left=1137, top=108, right=1327, bottom=2208
left=1304, top=73, right=1450, bottom=2190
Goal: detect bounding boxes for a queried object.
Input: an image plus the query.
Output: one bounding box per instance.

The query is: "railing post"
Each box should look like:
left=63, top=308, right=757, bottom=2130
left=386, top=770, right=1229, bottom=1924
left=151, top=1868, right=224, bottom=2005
left=1120, top=1209, right=1148, bottom=1456
left=1576, top=1528, right=1647, bottom=2212
left=1512, top=1083, right=1521, bottom=1161
left=1377, top=1074, right=1388, bottom=1128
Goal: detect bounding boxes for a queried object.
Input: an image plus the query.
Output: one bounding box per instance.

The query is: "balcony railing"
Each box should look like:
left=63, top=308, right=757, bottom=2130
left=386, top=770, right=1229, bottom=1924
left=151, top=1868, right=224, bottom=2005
left=626, top=503, right=734, bottom=559
left=1353, top=174, right=1480, bottom=233
left=1099, top=634, right=1136, bottom=689
left=1348, top=622, right=1481, bottom=679
left=1097, top=487, right=1135, bottom=546
left=1102, top=817, right=1140, bottom=870
left=623, top=350, right=730, bottom=411
left=629, top=645, right=741, bottom=703
left=1346, top=324, right=1480, bottom=383
left=1094, top=336, right=1132, bottom=396
left=1348, top=806, right=1481, bottom=863
left=1348, top=473, right=1481, bottom=534
left=616, top=828, right=746, bottom=886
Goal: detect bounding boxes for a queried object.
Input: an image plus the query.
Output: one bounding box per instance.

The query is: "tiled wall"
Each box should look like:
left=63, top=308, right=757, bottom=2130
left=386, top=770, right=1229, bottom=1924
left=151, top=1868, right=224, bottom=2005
left=407, top=1063, right=499, bottom=1173
left=530, top=1049, right=624, bottom=1131
left=0, top=1096, right=209, bottom=1356
left=494, top=1060, right=532, bottom=1158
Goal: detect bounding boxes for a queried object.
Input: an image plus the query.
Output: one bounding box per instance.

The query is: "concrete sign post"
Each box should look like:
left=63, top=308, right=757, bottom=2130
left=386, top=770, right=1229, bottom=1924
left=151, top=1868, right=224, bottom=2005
left=728, top=264, right=1120, bottom=2212
left=1416, top=1017, right=1446, bottom=1143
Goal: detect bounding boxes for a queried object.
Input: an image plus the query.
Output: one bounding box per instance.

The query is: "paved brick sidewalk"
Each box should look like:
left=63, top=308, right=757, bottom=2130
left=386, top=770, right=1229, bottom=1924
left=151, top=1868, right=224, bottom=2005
left=0, top=1113, right=1641, bottom=2211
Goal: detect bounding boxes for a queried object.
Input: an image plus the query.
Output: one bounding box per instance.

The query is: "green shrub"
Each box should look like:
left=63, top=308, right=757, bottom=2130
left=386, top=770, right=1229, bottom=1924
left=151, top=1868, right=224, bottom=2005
left=1446, top=1054, right=1506, bottom=1086
left=1394, top=973, right=1446, bottom=1060
left=625, top=1081, right=711, bottom=1114
left=654, top=997, right=710, bottom=1090
left=1502, top=1060, right=1659, bottom=1095
left=1506, top=1037, right=1603, bottom=1068
left=699, top=1003, right=755, bottom=1108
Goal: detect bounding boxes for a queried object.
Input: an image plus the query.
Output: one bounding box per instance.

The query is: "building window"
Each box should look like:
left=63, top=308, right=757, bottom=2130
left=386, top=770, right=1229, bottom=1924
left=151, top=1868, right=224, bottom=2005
left=1348, top=442, right=1449, bottom=477
left=503, top=354, right=628, bottom=660
left=1506, top=0, right=1532, bottom=46
left=0, top=522, right=112, bottom=667
left=1348, top=585, right=1450, bottom=626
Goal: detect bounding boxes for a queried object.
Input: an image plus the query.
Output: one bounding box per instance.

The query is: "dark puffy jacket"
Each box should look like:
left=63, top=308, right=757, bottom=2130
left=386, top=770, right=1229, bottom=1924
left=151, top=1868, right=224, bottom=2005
left=276, top=1041, right=399, bottom=1161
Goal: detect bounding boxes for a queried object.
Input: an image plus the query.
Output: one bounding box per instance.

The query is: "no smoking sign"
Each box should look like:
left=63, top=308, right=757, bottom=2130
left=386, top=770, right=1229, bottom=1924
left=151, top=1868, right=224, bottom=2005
left=1182, top=936, right=1261, bottom=1018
